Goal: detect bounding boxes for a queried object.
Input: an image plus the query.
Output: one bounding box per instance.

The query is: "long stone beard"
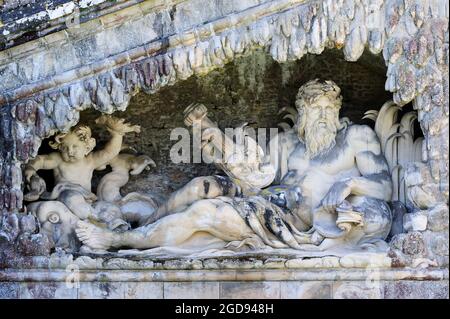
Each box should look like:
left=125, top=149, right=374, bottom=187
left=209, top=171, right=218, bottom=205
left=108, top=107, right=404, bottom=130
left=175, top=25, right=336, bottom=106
left=304, top=121, right=337, bottom=158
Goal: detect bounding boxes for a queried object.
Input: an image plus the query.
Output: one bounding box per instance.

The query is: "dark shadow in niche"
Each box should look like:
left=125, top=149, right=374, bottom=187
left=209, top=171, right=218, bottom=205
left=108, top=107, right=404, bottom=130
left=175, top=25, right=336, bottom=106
left=33, top=137, right=55, bottom=193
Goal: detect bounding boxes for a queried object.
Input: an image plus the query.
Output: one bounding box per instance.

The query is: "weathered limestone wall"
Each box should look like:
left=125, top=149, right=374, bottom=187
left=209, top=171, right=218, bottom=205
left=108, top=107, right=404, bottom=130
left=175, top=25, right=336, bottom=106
left=1, top=278, right=448, bottom=299
left=0, top=254, right=448, bottom=299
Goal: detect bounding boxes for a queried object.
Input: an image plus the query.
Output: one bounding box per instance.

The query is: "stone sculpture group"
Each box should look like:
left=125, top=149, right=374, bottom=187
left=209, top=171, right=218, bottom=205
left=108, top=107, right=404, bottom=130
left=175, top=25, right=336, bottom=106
left=24, top=79, right=424, bottom=257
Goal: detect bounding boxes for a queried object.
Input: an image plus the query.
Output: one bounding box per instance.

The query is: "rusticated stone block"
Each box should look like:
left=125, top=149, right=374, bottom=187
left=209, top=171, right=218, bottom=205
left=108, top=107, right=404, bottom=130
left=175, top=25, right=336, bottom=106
left=78, top=282, right=124, bottom=299
left=17, top=233, right=53, bottom=256
left=0, top=62, right=22, bottom=92
left=72, top=35, right=106, bottom=65
left=384, top=280, right=449, bottom=299
left=42, top=31, right=69, bottom=46
left=0, top=282, right=19, bottom=299
left=333, top=281, right=384, bottom=299
left=53, top=43, right=81, bottom=75
left=403, top=212, right=428, bottom=231
left=124, top=282, right=163, bottom=299
left=65, top=18, right=103, bottom=41
left=164, top=282, right=219, bottom=299
left=19, top=282, right=77, bottom=299
left=219, top=282, right=280, bottom=299
left=0, top=50, right=10, bottom=65
left=280, top=281, right=332, bottom=299
left=427, top=204, right=449, bottom=231
left=21, top=50, right=57, bottom=83
left=401, top=232, right=426, bottom=256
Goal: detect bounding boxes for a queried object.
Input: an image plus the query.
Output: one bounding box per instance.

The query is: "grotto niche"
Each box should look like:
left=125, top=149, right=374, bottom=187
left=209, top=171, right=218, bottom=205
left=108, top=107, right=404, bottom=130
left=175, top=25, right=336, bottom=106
left=22, top=49, right=430, bottom=263
left=0, top=0, right=448, bottom=299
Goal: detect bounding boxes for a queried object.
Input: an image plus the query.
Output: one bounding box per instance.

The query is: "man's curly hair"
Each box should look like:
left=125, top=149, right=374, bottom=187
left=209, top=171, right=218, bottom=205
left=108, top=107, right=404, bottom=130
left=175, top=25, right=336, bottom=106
left=295, top=79, right=343, bottom=112
left=294, top=79, right=343, bottom=142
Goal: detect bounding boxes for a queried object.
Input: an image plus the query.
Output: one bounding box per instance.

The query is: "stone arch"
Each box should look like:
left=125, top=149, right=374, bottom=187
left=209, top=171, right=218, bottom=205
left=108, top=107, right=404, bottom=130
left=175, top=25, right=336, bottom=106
left=0, top=0, right=448, bottom=220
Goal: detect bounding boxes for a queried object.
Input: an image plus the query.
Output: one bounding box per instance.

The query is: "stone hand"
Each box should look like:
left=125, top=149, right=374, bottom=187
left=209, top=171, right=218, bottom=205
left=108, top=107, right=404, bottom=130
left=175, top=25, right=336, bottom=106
left=184, top=103, right=208, bottom=126
left=96, top=115, right=141, bottom=134
left=199, top=131, right=221, bottom=163
left=130, top=155, right=156, bottom=175
left=320, top=180, right=352, bottom=214
left=24, top=169, right=37, bottom=183
left=24, top=173, right=47, bottom=201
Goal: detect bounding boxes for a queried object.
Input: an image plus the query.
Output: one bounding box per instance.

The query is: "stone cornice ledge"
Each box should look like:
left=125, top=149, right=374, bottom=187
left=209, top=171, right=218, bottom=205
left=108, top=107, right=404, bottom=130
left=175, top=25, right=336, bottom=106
left=0, top=0, right=306, bottom=106
left=0, top=0, right=150, bottom=50
left=0, top=268, right=448, bottom=282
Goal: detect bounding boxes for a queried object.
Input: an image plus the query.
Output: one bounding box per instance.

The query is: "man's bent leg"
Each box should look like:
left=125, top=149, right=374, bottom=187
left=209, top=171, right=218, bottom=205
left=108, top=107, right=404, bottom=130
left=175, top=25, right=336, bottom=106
left=59, top=191, right=95, bottom=220
left=146, top=176, right=238, bottom=224
left=77, top=198, right=256, bottom=250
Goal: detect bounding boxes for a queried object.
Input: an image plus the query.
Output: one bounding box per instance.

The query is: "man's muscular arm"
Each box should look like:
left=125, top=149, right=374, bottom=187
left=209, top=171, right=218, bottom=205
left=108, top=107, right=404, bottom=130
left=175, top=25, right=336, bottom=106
left=321, top=125, right=393, bottom=213
left=349, top=125, right=393, bottom=200
left=350, top=151, right=393, bottom=200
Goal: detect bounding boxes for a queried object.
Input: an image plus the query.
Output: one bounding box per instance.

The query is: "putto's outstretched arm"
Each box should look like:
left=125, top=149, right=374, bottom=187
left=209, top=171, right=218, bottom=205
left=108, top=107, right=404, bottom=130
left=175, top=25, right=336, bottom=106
left=91, top=115, right=141, bottom=169
left=24, top=153, right=61, bottom=182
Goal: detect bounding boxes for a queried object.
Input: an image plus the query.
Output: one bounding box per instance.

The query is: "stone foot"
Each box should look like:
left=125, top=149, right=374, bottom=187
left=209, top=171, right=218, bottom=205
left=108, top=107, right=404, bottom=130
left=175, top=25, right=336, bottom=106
left=75, top=220, right=117, bottom=251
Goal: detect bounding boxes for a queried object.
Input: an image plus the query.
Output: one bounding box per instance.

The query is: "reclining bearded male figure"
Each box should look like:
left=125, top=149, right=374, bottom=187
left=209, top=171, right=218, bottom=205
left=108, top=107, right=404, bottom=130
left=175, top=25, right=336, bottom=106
left=76, top=79, right=394, bottom=253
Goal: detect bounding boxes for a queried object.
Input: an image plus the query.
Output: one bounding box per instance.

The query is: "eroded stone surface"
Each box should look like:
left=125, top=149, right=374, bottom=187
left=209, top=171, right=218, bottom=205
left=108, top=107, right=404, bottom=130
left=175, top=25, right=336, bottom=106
left=220, top=282, right=281, bottom=299
left=78, top=282, right=124, bottom=299
left=124, top=282, right=164, bottom=299
left=0, top=282, right=19, bottom=299
left=383, top=280, right=449, bottom=299
left=333, top=281, right=384, bottom=299
left=280, top=281, right=332, bottom=299
left=164, top=282, right=219, bottom=299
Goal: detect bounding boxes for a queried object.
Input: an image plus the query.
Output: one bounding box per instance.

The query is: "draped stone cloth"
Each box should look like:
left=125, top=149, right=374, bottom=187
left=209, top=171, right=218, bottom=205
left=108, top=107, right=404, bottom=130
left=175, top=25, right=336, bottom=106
left=226, top=195, right=307, bottom=250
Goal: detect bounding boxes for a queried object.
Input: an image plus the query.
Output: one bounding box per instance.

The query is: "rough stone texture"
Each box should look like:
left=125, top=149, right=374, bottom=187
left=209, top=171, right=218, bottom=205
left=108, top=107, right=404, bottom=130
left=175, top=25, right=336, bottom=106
left=124, top=282, right=163, bottom=299
left=78, top=282, right=125, bottom=299
left=280, top=281, right=332, bottom=299
left=0, top=282, right=19, bottom=299
left=220, top=282, right=281, bottom=299
left=19, top=282, right=78, bottom=299
left=333, top=281, right=384, bottom=299
left=164, top=282, right=219, bottom=299
left=383, top=280, right=449, bottom=299
left=427, top=204, right=449, bottom=232
left=1, top=279, right=448, bottom=299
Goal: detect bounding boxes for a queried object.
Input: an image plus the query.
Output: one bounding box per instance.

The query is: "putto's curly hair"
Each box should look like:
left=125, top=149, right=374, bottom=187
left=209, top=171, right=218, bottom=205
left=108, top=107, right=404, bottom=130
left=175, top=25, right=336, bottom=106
left=49, top=125, right=96, bottom=155
left=295, top=79, right=343, bottom=142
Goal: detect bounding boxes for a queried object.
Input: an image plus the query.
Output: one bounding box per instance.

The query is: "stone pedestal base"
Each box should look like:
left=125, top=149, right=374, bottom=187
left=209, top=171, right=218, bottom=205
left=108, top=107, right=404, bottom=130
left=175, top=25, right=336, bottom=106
left=1, top=268, right=448, bottom=299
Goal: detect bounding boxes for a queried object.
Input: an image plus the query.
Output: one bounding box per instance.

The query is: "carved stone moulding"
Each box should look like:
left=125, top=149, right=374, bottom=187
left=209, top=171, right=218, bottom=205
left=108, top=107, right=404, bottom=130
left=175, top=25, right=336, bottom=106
left=0, top=256, right=448, bottom=298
